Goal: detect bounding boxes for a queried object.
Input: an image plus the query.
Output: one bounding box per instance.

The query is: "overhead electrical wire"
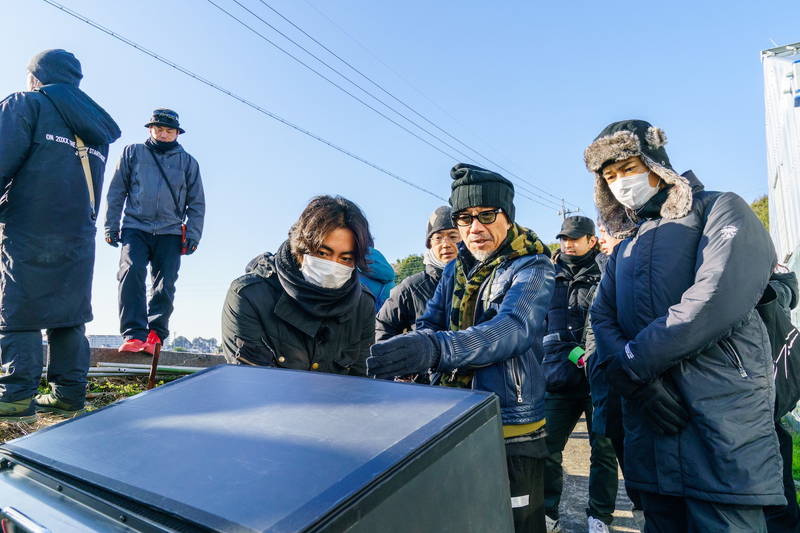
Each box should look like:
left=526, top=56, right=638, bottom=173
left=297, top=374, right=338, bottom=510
left=210, top=0, right=563, bottom=211
left=259, top=0, right=578, bottom=210
left=40, top=0, right=447, bottom=202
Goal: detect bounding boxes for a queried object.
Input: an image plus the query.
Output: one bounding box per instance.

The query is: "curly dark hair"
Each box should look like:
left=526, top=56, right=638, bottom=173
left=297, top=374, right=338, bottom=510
left=289, top=195, right=374, bottom=271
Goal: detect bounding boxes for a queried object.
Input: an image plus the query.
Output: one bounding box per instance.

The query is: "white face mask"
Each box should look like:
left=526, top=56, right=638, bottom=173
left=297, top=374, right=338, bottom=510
left=300, top=254, right=354, bottom=289
left=608, top=171, right=660, bottom=210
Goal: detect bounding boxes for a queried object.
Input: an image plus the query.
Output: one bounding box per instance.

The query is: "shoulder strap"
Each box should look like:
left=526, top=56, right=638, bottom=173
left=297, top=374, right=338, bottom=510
left=145, top=147, right=185, bottom=220
left=74, top=135, right=95, bottom=217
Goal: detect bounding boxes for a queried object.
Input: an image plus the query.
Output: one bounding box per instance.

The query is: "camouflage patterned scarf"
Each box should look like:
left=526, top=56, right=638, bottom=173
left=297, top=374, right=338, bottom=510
left=450, top=223, right=545, bottom=332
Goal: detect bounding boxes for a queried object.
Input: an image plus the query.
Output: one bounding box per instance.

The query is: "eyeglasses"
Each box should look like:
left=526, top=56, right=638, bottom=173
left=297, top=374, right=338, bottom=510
left=452, top=208, right=503, bottom=227
left=430, top=232, right=461, bottom=245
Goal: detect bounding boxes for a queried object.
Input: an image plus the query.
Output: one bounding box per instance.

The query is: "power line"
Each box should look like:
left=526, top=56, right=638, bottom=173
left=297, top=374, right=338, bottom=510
left=39, top=0, right=447, bottom=202
left=297, top=0, right=579, bottom=209
left=215, top=0, right=564, bottom=211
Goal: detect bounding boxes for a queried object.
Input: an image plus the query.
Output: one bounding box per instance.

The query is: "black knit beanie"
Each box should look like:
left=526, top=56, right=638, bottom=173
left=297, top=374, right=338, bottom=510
left=27, top=49, right=83, bottom=87
left=449, top=163, right=515, bottom=222
left=583, top=119, right=671, bottom=174
left=425, top=206, right=455, bottom=248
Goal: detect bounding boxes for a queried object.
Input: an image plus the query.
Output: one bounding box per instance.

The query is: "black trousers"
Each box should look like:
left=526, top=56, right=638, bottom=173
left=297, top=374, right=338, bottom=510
left=0, top=325, right=89, bottom=406
left=543, top=393, right=619, bottom=523
left=639, top=492, right=767, bottom=533
left=506, top=438, right=547, bottom=533
left=764, top=420, right=800, bottom=533
left=117, top=229, right=181, bottom=341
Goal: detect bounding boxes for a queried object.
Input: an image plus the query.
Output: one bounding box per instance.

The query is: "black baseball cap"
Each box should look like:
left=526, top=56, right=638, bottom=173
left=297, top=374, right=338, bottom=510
left=556, top=216, right=595, bottom=240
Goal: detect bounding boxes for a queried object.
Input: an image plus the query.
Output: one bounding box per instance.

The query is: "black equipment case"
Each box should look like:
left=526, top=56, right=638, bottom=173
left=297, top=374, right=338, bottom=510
left=0, top=365, right=513, bottom=532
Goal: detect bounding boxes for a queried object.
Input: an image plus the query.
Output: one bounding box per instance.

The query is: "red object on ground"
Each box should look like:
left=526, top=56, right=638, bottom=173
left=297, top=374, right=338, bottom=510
left=118, top=338, right=146, bottom=353
left=142, top=331, right=162, bottom=356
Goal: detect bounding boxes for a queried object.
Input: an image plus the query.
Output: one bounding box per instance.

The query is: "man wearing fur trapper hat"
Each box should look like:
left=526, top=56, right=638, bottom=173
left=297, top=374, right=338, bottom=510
left=586, top=119, right=784, bottom=530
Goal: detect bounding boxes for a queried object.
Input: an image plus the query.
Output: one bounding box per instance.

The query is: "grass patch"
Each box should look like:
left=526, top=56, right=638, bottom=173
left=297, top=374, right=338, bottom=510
left=793, top=432, right=800, bottom=506
left=0, top=375, right=181, bottom=444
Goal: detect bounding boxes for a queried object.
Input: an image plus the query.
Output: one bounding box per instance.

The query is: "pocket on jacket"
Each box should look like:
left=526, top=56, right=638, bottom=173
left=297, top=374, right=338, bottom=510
left=542, top=351, right=585, bottom=393
left=233, top=336, right=276, bottom=367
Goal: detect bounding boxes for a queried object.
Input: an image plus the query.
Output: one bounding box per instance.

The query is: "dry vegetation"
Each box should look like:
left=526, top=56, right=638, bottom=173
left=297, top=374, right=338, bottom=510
left=0, top=376, right=179, bottom=443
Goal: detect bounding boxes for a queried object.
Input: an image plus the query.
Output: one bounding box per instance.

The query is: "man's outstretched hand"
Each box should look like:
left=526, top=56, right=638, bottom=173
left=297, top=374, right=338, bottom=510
left=367, top=332, right=440, bottom=380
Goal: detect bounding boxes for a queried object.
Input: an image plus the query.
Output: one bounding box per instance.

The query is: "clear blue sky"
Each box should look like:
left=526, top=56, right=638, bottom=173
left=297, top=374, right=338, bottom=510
left=2, top=1, right=796, bottom=340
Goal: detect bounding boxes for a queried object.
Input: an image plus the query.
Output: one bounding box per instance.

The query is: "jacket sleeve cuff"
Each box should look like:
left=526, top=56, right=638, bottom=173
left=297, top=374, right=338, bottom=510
left=620, top=343, right=647, bottom=383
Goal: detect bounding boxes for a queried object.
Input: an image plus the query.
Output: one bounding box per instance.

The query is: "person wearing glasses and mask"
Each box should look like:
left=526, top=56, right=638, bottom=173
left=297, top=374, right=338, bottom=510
left=221, top=195, right=375, bottom=375
left=367, top=164, right=554, bottom=533
left=375, top=206, right=460, bottom=342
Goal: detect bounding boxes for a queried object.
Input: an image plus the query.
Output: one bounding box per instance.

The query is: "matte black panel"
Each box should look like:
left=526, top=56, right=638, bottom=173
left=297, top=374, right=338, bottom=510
left=3, top=366, right=496, bottom=532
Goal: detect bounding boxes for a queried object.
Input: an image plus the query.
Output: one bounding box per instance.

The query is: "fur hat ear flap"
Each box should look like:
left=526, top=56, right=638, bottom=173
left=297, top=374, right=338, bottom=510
left=645, top=127, right=668, bottom=149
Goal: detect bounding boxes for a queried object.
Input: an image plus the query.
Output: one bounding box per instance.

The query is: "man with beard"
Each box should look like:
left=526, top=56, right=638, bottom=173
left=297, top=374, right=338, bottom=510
left=368, top=163, right=554, bottom=533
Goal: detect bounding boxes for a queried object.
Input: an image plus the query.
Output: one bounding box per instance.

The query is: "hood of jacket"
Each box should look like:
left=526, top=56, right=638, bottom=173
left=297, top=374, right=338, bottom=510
left=595, top=169, right=704, bottom=238
left=361, top=247, right=395, bottom=283
left=37, top=84, right=121, bottom=145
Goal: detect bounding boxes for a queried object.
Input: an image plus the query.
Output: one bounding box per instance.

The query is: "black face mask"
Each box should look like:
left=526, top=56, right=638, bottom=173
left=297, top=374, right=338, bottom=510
left=144, top=136, right=179, bottom=153
left=559, top=247, right=597, bottom=268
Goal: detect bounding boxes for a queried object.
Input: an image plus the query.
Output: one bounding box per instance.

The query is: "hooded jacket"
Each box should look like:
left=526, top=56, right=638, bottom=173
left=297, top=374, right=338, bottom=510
left=0, top=58, right=119, bottom=329
left=221, top=243, right=375, bottom=376
left=590, top=169, right=784, bottom=506
left=375, top=263, right=442, bottom=342
left=104, top=142, right=205, bottom=242
left=358, top=247, right=395, bottom=312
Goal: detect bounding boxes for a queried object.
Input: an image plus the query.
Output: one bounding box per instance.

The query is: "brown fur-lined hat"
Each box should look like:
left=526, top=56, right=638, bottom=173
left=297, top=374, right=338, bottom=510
left=583, top=120, right=693, bottom=237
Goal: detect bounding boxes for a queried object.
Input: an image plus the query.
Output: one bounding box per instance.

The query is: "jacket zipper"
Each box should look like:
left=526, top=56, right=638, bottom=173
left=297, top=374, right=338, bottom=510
left=510, top=356, right=524, bottom=403
left=720, top=338, right=748, bottom=378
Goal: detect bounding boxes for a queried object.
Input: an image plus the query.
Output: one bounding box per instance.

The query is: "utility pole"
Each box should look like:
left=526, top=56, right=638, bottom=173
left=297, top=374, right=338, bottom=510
left=557, top=199, right=580, bottom=220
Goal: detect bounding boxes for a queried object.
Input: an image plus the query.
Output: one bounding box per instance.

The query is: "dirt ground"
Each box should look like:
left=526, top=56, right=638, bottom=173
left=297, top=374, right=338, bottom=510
left=557, top=418, right=640, bottom=533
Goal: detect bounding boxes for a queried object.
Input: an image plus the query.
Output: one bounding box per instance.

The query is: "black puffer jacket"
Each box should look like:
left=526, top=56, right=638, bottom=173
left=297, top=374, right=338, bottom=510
left=541, top=250, right=600, bottom=394
left=591, top=171, right=784, bottom=505
left=375, top=263, right=442, bottom=342
left=221, top=243, right=375, bottom=376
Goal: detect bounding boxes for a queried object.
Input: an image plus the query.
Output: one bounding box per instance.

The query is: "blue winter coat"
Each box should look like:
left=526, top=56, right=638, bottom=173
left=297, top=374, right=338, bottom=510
left=591, top=171, right=785, bottom=506
left=417, top=244, right=554, bottom=426
left=0, top=84, right=119, bottom=330
left=104, top=143, right=205, bottom=242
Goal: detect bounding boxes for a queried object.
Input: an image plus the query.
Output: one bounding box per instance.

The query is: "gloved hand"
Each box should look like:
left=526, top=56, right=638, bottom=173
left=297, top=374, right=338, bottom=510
left=631, top=378, right=689, bottom=435
left=367, top=332, right=440, bottom=380
left=105, top=231, right=120, bottom=247
left=605, top=355, right=689, bottom=434
left=604, top=355, right=641, bottom=397
left=184, top=239, right=198, bottom=255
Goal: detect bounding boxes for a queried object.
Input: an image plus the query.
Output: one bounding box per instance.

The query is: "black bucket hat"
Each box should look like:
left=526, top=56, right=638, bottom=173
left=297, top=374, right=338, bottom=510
left=144, top=108, right=185, bottom=134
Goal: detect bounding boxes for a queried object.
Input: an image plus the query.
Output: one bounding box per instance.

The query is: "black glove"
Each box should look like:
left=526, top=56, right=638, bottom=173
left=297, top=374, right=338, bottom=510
left=631, top=378, right=689, bottom=435
left=367, top=332, right=440, bottom=379
left=605, top=355, right=689, bottom=435
left=105, top=231, right=120, bottom=248
left=184, top=239, right=198, bottom=255
left=604, top=355, right=641, bottom=397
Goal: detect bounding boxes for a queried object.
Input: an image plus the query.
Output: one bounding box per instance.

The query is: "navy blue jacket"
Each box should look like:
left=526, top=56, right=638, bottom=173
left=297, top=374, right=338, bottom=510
left=541, top=250, right=600, bottom=394
left=0, top=85, right=119, bottom=330
left=417, top=247, right=554, bottom=426
left=591, top=171, right=784, bottom=506
left=105, top=143, right=205, bottom=242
